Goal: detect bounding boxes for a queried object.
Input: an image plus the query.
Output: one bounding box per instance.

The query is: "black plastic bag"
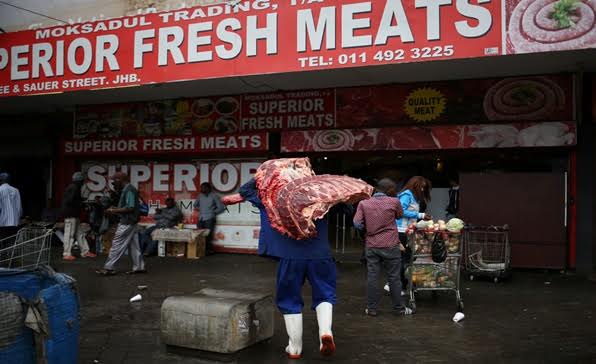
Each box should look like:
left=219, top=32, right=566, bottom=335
left=431, top=233, right=448, bottom=263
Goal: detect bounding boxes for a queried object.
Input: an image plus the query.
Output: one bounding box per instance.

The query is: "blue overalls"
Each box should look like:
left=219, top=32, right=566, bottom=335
left=240, top=179, right=337, bottom=314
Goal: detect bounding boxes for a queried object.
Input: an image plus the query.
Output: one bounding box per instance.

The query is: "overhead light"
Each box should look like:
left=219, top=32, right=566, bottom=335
left=323, top=157, right=328, bottom=160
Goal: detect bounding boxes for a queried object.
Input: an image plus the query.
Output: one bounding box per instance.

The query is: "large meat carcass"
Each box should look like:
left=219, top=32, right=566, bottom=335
left=223, top=158, right=373, bottom=240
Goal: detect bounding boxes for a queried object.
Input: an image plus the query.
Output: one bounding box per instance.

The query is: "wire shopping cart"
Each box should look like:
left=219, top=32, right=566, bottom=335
left=464, top=225, right=511, bottom=283
left=405, top=229, right=464, bottom=313
left=0, top=227, right=53, bottom=270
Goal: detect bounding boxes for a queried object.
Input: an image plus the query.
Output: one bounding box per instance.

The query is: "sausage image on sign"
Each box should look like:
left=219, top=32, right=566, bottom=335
left=507, top=0, right=596, bottom=54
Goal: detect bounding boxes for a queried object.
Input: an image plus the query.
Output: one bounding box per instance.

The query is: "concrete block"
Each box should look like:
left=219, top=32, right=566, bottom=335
left=160, top=289, right=275, bottom=354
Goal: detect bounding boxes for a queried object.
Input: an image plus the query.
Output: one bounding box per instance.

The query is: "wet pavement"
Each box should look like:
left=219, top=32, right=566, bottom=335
left=53, top=251, right=596, bottom=364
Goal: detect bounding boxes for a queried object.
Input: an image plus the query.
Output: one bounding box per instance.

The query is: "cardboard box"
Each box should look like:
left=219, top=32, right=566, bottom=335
left=187, top=235, right=206, bottom=259
left=166, top=242, right=186, bottom=258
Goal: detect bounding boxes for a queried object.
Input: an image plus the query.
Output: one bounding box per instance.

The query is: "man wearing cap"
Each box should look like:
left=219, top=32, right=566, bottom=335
left=97, top=172, right=146, bottom=276
left=62, top=172, right=96, bottom=260
left=0, top=173, right=22, bottom=242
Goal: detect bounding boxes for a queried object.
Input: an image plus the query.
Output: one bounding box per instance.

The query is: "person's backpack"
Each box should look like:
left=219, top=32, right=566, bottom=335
left=431, top=233, right=448, bottom=263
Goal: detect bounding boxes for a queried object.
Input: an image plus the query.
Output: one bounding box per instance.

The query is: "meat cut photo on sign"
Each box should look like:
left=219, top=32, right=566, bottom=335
left=506, top=0, right=596, bottom=54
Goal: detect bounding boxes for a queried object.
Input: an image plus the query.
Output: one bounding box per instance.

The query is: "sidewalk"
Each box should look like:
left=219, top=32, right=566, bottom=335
left=55, top=253, right=596, bottom=363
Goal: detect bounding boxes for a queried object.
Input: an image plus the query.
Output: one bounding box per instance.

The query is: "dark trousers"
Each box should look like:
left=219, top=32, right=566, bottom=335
left=366, top=246, right=405, bottom=311
left=140, top=225, right=159, bottom=255
left=198, top=219, right=216, bottom=252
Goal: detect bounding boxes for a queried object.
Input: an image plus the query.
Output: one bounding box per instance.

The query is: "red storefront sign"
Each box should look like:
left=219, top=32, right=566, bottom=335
left=0, top=0, right=504, bottom=97
left=336, top=75, right=574, bottom=127
left=63, top=133, right=268, bottom=156
left=72, top=75, right=574, bottom=139
left=280, top=121, right=577, bottom=152
left=240, top=89, right=336, bottom=131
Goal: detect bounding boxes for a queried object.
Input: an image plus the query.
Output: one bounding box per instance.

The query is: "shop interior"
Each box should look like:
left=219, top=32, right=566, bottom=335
left=310, top=148, right=571, bottom=267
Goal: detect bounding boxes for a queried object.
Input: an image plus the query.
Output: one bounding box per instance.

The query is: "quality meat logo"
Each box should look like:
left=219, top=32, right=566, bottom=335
left=483, top=76, right=566, bottom=120
left=507, top=0, right=596, bottom=54
left=404, top=88, right=446, bottom=122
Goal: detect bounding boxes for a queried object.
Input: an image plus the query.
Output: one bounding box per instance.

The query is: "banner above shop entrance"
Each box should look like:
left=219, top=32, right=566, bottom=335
left=2, top=1, right=592, bottom=98
left=0, top=0, right=504, bottom=97
left=72, top=75, right=574, bottom=138
left=62, top=132, right=268, bottom=156
left=281, top=121, right=577, bottom=152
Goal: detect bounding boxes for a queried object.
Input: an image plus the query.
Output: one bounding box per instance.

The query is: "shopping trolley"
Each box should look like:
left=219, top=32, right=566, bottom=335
left=464, top=225, right=511, bottom=283
left=0, top=227, right=53, bottom=270
left=405, top=229, right=464, bottom=313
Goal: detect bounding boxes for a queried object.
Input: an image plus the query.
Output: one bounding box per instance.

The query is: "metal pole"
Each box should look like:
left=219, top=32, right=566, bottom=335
left=335, top=213, right=339, bottom=251
left=342, top=214, right=346, bottom=254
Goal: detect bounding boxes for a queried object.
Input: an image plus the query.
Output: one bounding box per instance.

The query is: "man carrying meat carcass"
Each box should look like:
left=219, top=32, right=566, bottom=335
left=223, top=158, right=373, bottom=359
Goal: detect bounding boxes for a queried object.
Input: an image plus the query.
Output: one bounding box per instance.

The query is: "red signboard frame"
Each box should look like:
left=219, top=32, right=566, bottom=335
left=0, top=0, right=503, bottom=97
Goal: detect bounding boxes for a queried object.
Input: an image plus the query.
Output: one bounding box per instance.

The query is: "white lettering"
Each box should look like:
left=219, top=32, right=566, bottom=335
left=11, top=45, right=29, bottom=81
left=174, top=164, right=197, bottom=191
left=211, top=163, right=238, bottom=193
left=297, top=7, right=336, bottom=52
left=158, top=26, right=185, bottom=66
left=216, top=18, right=242, bottom=60
left=375, top=0, right=414, bottom=44
left=187, top=22, right=213, bottom=63
left=95, top=35, right=120, bottom=72
left=32, top=43, right=54, bottom=78
left=455, top=0, right=493, bottom=38
left=134, top=29, right=155, bottom=68
left=153, top=164, right=169, bottom=192
left=130, top=165, right=151, bottom=188
left=247, top=13, right=278, bottom=56
left=416, top=0, right=451, bottom=41
left=342, top=3, right=373, bottom=48
left=67, top=38, right=93, bottom=75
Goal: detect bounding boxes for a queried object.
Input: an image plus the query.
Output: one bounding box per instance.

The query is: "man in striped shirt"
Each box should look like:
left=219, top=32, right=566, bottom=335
left=0, top=173, right=22, bottom=242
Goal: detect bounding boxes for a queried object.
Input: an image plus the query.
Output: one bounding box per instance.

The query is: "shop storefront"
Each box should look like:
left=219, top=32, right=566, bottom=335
left=0, top=0, right=594, bottom=269
left=53, top=74, right=577, bottom=262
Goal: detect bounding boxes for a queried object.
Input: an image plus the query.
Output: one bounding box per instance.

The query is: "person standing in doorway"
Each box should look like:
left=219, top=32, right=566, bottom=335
left=354, top=178, right=413, bottom=316
left=193, top=182, right=225, bottom=254
left=446, top=177, right=460, bottom=220
left=62, top=172, right=96, bottom=261
left=96, top=172, right=145, bottom=276
left=387, top=176, right=433, bottom=295
left=0, top=173, right=22, bottom=243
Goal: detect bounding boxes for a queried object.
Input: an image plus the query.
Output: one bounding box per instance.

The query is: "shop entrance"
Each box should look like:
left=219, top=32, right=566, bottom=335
left=306, top=149, right=570, bottom=268
left=0, top=158, right=52, bottom=221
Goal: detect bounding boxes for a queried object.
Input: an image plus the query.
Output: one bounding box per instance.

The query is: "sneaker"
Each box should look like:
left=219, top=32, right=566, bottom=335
left=398, top=307, right=414, bottom=315
left=383, top=284, right=390, bottom=293
left=83, top=252, right=97, bottom=258
left=63, top=255, right=76, bottom=261
left=364, top=308, right=378, bottom=317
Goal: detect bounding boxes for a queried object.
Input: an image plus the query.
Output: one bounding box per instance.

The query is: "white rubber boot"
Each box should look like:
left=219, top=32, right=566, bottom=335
left=283, top=314, right=303, bottom=359
left=315, top=302, right=336, bottom=356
